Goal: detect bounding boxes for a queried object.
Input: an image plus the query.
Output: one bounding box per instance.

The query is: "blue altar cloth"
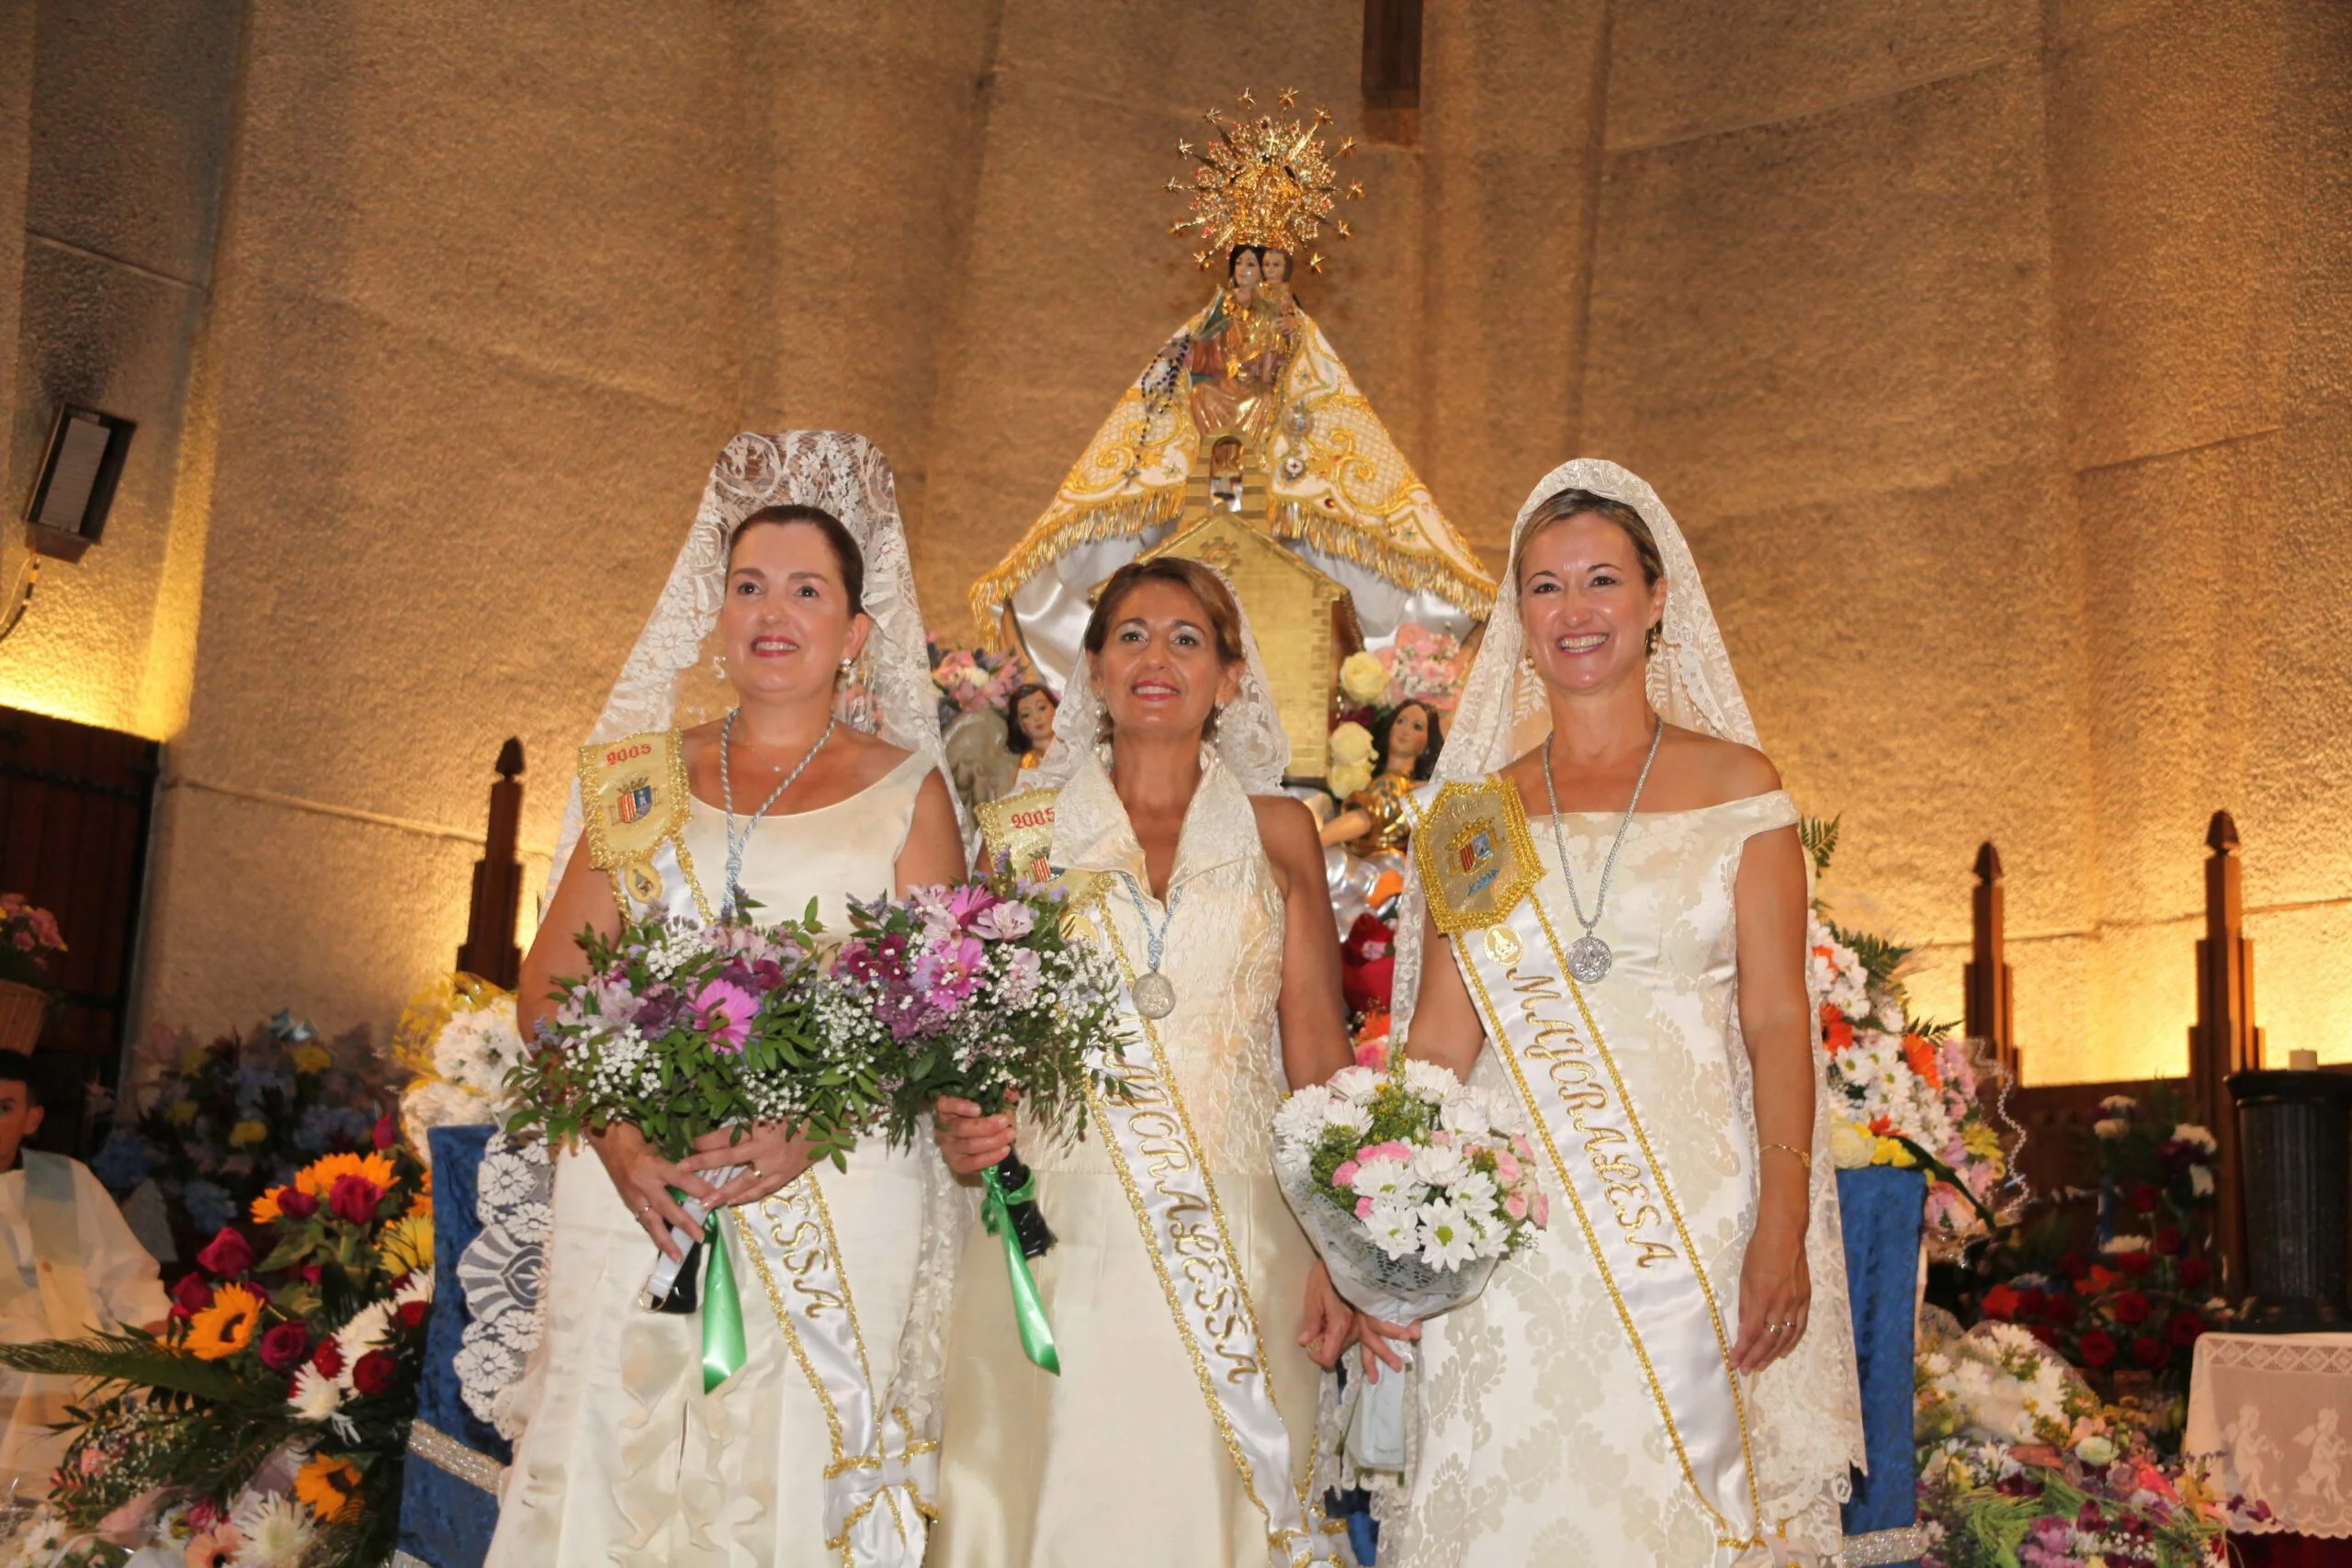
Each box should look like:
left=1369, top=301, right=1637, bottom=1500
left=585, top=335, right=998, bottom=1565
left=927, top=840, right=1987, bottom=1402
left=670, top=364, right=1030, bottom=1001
left=395, top=1124, right=510, bottom=1568
left=1838, top=1164, right=1926, bottom=1561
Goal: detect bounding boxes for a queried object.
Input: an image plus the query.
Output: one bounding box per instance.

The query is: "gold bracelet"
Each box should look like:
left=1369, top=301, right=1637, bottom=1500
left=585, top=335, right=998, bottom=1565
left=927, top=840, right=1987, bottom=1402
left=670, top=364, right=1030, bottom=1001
left=1761, top=1141, right=1813, bottom=1172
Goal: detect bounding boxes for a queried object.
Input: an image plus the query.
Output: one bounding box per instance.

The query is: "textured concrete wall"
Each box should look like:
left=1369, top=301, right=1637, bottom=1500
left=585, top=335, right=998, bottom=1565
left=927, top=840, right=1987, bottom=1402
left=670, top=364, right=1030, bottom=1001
left=5, top=0, right=2345, bottom=1077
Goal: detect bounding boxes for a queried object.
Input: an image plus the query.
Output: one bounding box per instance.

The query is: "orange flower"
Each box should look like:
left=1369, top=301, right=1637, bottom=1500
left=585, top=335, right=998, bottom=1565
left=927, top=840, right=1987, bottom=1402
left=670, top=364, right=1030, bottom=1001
left=294, top=1151, right=396, bottom=1201
left=407, top=1189, right=434, bottom=1218
left=294, top=1453, right=363, bottom=1524
left=1819, top=1003, right=1854, bottom=1052
left=1901, top=1032, right=1942, bottom=1089
left=184, top=1283, right=265, bottom=1360
left=250, top=1187, right=285, bottom=1224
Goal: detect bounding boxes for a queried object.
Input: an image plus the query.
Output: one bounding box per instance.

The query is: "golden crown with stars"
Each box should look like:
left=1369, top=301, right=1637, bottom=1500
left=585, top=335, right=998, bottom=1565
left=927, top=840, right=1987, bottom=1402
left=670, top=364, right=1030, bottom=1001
left=1166, top=86, right=1364, bottom=271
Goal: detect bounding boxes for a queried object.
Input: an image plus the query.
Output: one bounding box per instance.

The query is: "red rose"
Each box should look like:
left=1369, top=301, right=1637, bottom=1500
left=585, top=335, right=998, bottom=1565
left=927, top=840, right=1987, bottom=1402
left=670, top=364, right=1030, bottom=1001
left=398, top=1299, right=430, bottom=1331
left=311, top=1337, right=345, bottom=1379
left=2177, top=1257, right=2211, bottom=1290
left=2028, top=1321, right=2060, bottom=1347
left=2111, top=1290, right=2152, bottom=1325
left=256, top=1321, right=311, bottom=1373
left=276, top=1187, right=319, bottom=1221
left=2132, top=1336, right=2165, bottom=1368
left=373, top=1112, right=398, bottom=1152
left=195, top=1226, right=254, bottom=1278
left=1982, top=1284, right=2023, bottom=1320
left=2079, top=1329, right=2119, bottom=1368
left=351, top=1348, right=399, bottom=1397
left=2114, top=1249, right=2154, bottom=1278
left=2129, top=1182, right=2160, bottom=1213
left=2016, top=1287, right=2049, bottom=1320
left=301, top=1263, right=323, bottom=1284
left=2154, top=1224, right=2183, bottom=1256
left=169, top=1271, right=215, bottom=1317
left=2046, top=1291, right=2081, bottom=1325
left=2169, top=1310, right=2206, bottom=1348
left=327, top=1172, right=383, bottom=1226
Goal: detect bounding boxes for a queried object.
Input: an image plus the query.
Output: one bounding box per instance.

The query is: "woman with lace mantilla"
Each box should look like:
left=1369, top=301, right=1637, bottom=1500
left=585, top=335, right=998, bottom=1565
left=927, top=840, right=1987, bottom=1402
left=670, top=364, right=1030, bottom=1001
left=931, top=558, right=1361, bottom=1566
left=488, top=434, right=967, bottom=1568
left=1380, top=464, right=1863, bottom=1566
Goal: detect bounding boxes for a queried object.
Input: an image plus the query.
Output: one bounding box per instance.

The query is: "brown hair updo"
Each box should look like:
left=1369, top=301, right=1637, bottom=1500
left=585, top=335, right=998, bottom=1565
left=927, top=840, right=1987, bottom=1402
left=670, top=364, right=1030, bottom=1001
left=729, top=503, right=865, bottom=615
left=1080, top=557, right=1249, bottom=740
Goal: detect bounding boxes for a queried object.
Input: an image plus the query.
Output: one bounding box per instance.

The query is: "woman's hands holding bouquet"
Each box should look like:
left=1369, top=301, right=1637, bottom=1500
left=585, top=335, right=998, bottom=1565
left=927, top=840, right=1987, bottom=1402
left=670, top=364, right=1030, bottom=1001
left=933, top=1088, right=1020, bottom=1177
left=594, top=1120, right=817, bottom=1258
left=684, top=1121, right=815, bottom=1207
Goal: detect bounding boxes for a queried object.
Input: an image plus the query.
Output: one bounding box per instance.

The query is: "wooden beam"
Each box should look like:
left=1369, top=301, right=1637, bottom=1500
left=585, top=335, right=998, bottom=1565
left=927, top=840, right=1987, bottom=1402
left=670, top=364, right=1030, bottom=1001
left=1963, top=840, right=2018, bottom=1085
left=2188, top=809, right=2263, bottom=1294
left=456, top=738, right=526, bottom=989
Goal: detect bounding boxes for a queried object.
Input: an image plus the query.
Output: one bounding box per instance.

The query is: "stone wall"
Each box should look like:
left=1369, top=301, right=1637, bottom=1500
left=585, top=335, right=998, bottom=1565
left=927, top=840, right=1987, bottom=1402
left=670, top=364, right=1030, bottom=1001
left=1, top=0, right=2344, bottom=1077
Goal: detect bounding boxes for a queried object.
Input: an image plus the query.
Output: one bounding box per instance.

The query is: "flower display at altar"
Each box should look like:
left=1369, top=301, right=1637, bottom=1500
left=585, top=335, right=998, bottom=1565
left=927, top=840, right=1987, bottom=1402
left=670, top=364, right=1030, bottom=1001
left=927, top=637, right=1023, bottom=722
left=1804, top=820, right=2011, bottom=1241
left=389, top=976, right=526, bottom=1164
left=0, top=891, right=65, bottom=984
left=0, top=1135, right=433, bottom=1567
left=89, top=1013, right=387, bottom=1246
left=1913, top=1311, right=2231, bottom=1567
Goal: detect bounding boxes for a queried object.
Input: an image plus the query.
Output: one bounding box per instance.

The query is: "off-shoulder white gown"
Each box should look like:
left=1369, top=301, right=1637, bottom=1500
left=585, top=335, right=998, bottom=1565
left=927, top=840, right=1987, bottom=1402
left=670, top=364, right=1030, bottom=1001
left=488, top=747, right=947, bottom=1568
left=1394, top=792, right=1862, bottom=1567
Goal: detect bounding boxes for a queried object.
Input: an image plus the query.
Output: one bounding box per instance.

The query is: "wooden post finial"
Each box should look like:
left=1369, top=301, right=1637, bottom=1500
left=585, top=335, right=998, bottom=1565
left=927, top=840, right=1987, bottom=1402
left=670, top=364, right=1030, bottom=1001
left=1964, top=839, right=2018, bottom=1084
left=457, top=738, right=527, bottom=989
left=2188, top=807, right=2261, bottom=1296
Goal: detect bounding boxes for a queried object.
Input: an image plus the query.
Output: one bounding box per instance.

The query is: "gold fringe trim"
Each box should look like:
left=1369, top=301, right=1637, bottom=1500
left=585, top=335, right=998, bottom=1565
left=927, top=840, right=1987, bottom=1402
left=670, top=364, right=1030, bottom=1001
left=968, top=487, right=1188, bottom=649
left=1267, top=501, right=1497, bottom=618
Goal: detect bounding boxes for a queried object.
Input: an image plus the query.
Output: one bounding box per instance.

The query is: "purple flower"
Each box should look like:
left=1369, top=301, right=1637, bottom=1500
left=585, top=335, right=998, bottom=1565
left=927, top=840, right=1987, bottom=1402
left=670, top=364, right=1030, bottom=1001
left=634, top=987, right=684, bottom=1033
left=971, top=900, right=1035, bottom=942
left=914, top=935, right=986, bottom=1011
left=945, top=884, right=999, bottom=925
left=692, top=979, right=759, bottom=1053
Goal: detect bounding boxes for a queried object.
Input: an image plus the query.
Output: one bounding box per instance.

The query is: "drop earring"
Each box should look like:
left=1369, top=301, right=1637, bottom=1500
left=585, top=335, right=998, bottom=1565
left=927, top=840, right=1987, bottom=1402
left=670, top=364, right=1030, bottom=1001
left=713, top=653, right=729, bottom=681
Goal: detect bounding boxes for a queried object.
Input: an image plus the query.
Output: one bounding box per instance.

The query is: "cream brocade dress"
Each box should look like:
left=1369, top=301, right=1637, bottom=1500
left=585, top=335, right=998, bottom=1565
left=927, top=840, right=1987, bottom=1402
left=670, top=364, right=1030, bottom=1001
left=1394, top=792, right=1861, bottom=1567
left=488, top=748, right=946, bottom=1568
left=931, top=750, right=1325, bottom=1567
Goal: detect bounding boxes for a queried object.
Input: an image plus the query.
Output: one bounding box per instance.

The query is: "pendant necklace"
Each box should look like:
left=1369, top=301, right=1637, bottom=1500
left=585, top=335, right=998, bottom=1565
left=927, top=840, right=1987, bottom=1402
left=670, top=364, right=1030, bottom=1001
left=1113, top=871, right=1183, bottom=1020
left=720, top=708, right=835, bottom=911
left=1541, top=716, right=1665, bottom=984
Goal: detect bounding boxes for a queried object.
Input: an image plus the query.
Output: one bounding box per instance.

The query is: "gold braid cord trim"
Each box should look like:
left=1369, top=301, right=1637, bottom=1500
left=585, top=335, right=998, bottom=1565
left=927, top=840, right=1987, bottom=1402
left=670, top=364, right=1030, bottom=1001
left=970, top=310, right=1495, bottom=648
left=407, top=1417, right=503, bottom=1495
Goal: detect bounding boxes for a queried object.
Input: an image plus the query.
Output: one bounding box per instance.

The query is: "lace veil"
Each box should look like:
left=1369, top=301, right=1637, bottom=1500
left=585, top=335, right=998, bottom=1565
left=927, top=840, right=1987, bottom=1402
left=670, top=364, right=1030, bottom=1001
left=1392, top=458, right=1864, bottom=1543
left=543, top=428, right=970, bottom=1441
left=548, top=429, right=963, bottom=895
left=1032, top=560, right=1292, bottom=793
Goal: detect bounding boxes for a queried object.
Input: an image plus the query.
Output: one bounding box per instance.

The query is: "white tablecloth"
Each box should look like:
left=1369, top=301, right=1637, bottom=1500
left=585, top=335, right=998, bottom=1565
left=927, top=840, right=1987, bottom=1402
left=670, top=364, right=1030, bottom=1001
left=2184, top=1331, right=2352, bottom=1539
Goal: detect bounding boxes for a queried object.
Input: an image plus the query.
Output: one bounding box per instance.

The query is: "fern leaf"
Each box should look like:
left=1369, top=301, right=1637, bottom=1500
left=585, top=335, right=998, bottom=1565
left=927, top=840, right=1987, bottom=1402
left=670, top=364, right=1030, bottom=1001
left=0, top=1334, right=277, bottom=1406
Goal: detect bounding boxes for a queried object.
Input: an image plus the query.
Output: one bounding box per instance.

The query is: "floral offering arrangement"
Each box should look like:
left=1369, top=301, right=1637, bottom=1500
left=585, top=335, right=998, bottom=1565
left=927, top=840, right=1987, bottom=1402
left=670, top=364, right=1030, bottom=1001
left=390, top=976, right=527, bottom=1161
left=0, top=890, right=65, bottom=987
left=1274, top=1060, right=1547, bottom=1315
left=503, top=905, right=840, bottom=1165
left=91, top=1014, right=386, bottom=1245
left=0, top=1134, right=434, bottom=1568
left=927, top=638, right=1023, bottom=722
left=1804, top=819, right=2012, bottom=1241
left=1914, top=1311, right=2231, bottom=1568
left=1951, top=1092, right=2224, bottom=1441
left=815, top=881, right=1127, bottom=1154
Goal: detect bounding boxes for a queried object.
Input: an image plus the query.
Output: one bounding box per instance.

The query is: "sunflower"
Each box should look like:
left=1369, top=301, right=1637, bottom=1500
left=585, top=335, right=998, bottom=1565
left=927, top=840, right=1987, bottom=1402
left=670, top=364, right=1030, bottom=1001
left=294, top=1151, right=396, bottom=1201
left=375, top=1213, right=433, bottom=1277
left=292, top=1453, right=363, bottom=1525
left=185, top=1283, right=266, bottom=1360
left=251, top=1186, right=288, bottom=1224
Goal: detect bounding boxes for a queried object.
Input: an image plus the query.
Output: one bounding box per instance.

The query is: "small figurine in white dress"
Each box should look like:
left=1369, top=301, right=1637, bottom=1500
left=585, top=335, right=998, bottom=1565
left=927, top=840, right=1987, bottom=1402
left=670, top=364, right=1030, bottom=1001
left=1384, top=463, right=1864, bottom=1565
left=487, top=433, right=967, bottom=1568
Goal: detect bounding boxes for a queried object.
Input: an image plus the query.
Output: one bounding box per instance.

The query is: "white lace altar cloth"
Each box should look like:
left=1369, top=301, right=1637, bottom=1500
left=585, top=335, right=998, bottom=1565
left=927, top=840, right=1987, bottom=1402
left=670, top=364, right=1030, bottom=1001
left=2184, top=1331, right=2352, bottom=1538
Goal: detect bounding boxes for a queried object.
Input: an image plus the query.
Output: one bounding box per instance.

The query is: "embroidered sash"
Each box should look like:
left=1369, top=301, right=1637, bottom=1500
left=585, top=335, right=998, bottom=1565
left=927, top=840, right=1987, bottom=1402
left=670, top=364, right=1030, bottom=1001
left=578, top=729, right=711, bottom=920
left=1072, top=891, right=1337, bottom=1568
left=732, top=1174, right=933, bottom=1568
left=1416, top=776, right=1765, bottom=1550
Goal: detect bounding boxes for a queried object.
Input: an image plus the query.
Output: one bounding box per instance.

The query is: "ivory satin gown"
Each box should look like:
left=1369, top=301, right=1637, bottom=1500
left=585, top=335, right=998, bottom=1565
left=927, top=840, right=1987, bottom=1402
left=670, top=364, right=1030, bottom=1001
left=487, top=748, right=944, bottom=1568
left=930, top=750, right=1326, bottom=1567
left=1392, top=793, right=1860, bottom=1567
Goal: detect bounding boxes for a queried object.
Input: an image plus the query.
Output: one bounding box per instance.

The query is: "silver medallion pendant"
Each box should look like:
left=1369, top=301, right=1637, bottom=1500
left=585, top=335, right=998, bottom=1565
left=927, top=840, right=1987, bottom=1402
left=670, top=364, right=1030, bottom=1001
left=1130, top=969, right=1177, bottom=1020
left=1565, top=934, right=1613, bottom=985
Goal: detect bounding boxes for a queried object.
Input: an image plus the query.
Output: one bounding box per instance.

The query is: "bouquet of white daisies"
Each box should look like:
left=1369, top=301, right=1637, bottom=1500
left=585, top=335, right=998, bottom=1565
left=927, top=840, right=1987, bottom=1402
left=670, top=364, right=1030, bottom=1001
left=1272, top=1059, right=1547, bottom=1326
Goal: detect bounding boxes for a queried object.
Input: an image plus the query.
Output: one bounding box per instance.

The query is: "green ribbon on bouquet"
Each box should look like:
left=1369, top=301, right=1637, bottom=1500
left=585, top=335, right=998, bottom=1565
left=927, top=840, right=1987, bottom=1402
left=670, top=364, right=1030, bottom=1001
left=696, top=1204, right=748, bottom=1393
left=979, top=1165, right=1060, bottom=1376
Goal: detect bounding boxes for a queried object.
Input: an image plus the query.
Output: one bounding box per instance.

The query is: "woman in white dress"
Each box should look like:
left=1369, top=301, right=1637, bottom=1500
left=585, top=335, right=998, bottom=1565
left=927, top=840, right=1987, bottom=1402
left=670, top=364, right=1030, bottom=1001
left=488, top=432, right=968, bottom=1568
left=1381, top=461, right=1864, bottom=1565
left=931, top=558, right=1361, bottom=1567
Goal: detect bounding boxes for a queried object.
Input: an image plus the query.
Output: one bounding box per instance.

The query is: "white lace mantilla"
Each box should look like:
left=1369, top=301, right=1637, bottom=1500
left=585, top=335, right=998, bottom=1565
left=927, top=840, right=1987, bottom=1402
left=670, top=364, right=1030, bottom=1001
left=2185, top=1330, right=2352, bottom=1538
left=454, top=1132, right=553, bottom=1441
